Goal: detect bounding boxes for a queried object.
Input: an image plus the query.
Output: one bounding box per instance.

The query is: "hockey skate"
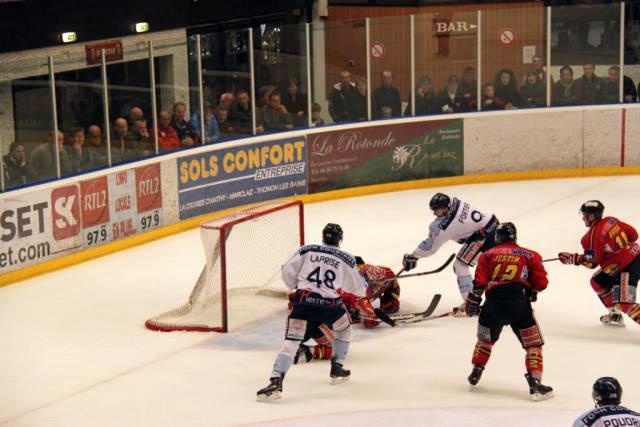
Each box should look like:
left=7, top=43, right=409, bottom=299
left=467, top=365, right=484, bottom=386
left=524, top=373, right=554, bottom=401
left=600, top=310, right=625, bottom=328
left=329, top=359, right=350, bottom=384
left=256, top=376, right=283, bottom=401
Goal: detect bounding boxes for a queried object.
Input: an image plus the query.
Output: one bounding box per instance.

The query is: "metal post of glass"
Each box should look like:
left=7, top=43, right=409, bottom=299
left=149, top=41, right=159, bottom=154
left=0, top=134, right=4, bottom=191
left=48, top=56, right=61, bottom=178
left=619, top=2, right=625, bottom=103
left=249, top=28, right=257, bottom=135
left=306, top=23, right=313, bottom=128
left=366, top=17, right=371, bottom=121
left=477, top=11, right=482, bottom=112
left=195, top=34, right=206, bottom=144
left=410, top=14, right=415, bottom=116
left=101, top=49, right=112, bottom=167
left=546, top=6, right=552, bottom=107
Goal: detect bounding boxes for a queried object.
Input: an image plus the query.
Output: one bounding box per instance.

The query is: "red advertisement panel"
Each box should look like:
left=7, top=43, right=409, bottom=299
left=51, top=186, right=81, bottom=241
left=80, top=176, right=110, bottom=228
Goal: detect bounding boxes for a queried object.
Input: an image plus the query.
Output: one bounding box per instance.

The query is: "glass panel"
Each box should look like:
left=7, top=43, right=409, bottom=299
left=253, top=22, right=309, bottom=133
left=481, top=6, right=546, bottom=111
left=153, top=36, right=199, bottom=153
left=624, top=2, right=639, bottom=103
left=107, top=44, right=154, bottom=165
left=0, top=57, right=54, bottom=190
left=415, top=11, right=478, bottom=116
left=551, top=4, right=621, bottom=107
left=314, top=18, right=367, bottom=125
left=196, top=28, right=252, bottom=142
left=369, top=15, right=410, bottom=119
left=52, top=51, right=107, bottom=179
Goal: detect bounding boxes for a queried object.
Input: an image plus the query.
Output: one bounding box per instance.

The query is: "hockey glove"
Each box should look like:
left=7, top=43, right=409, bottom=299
left=528, top=289, right=538, bottom=303
left=353, top=298, right=377, bottom=321
left=402, top=253, right=419, bottom=271
left=558, top=252, right=584, bottom=265
left=465, top=292, right=482, bottom=317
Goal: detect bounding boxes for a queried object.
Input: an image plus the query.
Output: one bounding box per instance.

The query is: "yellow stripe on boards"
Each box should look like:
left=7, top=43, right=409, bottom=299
left=1, top=166, right=639, bottom=288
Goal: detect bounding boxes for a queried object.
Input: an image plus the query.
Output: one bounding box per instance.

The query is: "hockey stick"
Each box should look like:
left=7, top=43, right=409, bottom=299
left=386, top=294, right=442, bottom=325
left=543, top=257, right=559, bottom=263
left=378, top=253, right=456, bottom=283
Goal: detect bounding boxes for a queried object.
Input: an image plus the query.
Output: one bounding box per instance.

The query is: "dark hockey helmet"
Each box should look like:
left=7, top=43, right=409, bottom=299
left=355, top=256, right=365, bottom=265
left=496, top=222, right=517, bottom=244
left=429, top=193, right=451, bottom=211
left=580, top=200, right=605, bottom=220
left=322, top=223, right=343, bottom=247
left=592, top=377, right=622, bottom=406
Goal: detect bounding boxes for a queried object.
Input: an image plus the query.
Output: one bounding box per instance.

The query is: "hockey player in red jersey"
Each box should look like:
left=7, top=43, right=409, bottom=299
left=465, top=222, right=554, bottom=401
left=558, top=200, right=640, bottom=328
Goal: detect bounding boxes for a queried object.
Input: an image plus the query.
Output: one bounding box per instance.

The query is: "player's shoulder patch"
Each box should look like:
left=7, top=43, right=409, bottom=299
left=299, top=244, right=356, bottom=267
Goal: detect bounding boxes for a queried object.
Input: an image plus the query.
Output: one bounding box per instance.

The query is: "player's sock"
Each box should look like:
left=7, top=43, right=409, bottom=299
left=471, top=340, right=494, bottom=368
left=525, top=346, right=543, bottom=381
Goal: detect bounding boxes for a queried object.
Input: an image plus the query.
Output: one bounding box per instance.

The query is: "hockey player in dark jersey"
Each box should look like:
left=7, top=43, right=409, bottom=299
left=558, top=200, right=640, bottom=328
left=465, top=222, right=554, bottom=401
left=572, top=377, right=640, bottom=427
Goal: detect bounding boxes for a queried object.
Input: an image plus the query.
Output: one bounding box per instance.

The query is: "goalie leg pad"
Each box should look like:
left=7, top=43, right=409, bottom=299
left=285, top=318, right=307, bottom=341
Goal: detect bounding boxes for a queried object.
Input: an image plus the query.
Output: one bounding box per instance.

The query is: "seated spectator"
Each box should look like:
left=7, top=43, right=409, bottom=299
left=3, top=142, right=37, bottom=187
left=85, top=125, right=107, bottom=167
left=111, top=117, right=130, bottom=163
left=29, top=130, right=71, bottom=181
left=172, top=102, right=197, bottom=147
left=311, top=102, right=325, bottom=127
left=552, top=65, right=579, bottom=106
left=218, top=93, right=234, bottom=112
left=229, top=89, right=264, bottom=134
left=353, top=77, right=368, bottom=121
left=282, top=79, right=308, bottom=127
left=127, top=119, right=154, bottom=158
left=262, top=91, right=294, bottom=132
left=381, top=106, right=393, bottom=119
left=372, top=70, right=402, bottom=119
left=215, top=108, right=237, bottom=138
left=458, top=67, right=478, bottom=111
left=157, top=110, right=181, bottom=152
left=405, top=75, right=436, bottom=116
left=602, top=65, right=637, bottom=103
left=521, top=56, right=549, bottom=86
left=257, top=86, right=275, bottom=109
left=520, top=71, right=546, bottom=108
left=481, top=83, right=506, bottom=111
left=127, top=106, right=145, bottom=127
left=435, top=75, right=464, bottom=114
left=65, top=126, right=96, bottom=173
left=190, top=102, right=220, bottom=144
left=573, top=63, right=605, bottom=105
left=494, top=68, right=519, bottom=109
left=329, top=70, right=358, bottom=123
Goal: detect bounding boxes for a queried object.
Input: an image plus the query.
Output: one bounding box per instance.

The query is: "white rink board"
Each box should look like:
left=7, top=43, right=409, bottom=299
left=1, top=175, right=640, bottom=427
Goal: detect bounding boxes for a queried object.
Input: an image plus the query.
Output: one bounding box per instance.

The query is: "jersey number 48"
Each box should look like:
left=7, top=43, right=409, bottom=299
left=306, top=267, right=337, bottom=290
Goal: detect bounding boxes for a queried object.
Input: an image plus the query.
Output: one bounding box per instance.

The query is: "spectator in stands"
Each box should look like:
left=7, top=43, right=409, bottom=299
left=311, top=102, right=325, bottom=127
left=522, top=56, right=549, bottom=86
left=520, top=70, right=546, bottom=108
left=157, top=111, right=181, bottom=152
left=552, top=65, right=579, bottom=106
left=435, top=75, right=464, bottom=114
left=573, top=63, right=605, bottom=105
left=458, top=67, right=478, bottom=111
left=190, top=102, right=220, bottom=144
left=329, top=70, right=358, bottom=123
left=2, top=142, right=36, bottom=187
left=405, top=75, right=435, bottom=116
left=282, top=79, right=307, bottom=127
left=481, top=83, right=506, bottom=111
left=494, top=68, right=519, bottom=109
left=602, top=65, right=637, bottom=103
left=372, top=70, right=402, bottom=119
left=262, top=91, right=294, bottom=132
left=127, top=119, right=154, bottom=157
left=218, top=93, right=234, bottom=112
left=85, top=125, right=107, bottom=168
left=229, top=89, right=264, bottom=134
left=111, top=117, right=130, bottom=163
left=172, top=102, right=196, bottom=147
left=215, top=108, right=236, bottom=138
left=65, top=126, right=96, bottom=173
left=257, top=86, right=274, bottom=109
left=127, top=106, right=145, bottom=127
left=29, top=130, right=71, bottom=181
left=353, top=77, right=368, bottom=121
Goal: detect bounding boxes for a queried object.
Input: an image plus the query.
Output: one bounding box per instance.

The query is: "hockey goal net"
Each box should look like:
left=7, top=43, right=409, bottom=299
left=145, top=200, right=304, bottom=332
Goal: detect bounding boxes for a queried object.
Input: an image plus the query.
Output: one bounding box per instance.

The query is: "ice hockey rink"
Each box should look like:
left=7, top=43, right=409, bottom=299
left=1, top=174, right=639, bottom=427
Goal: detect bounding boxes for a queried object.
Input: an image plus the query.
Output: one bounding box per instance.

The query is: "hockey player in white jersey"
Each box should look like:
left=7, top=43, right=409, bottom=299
left=402, top=193, right=499, bottom=311
left=573, top=377, right=640, bottom=427
left=257, top=223, right=371, bottom=401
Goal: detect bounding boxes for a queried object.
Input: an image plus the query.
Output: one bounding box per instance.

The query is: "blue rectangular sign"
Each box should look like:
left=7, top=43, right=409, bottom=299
left=177, top=137, right=308, bottom=219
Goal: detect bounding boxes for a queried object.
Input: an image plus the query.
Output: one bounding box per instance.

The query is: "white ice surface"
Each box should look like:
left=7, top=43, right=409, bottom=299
left=1, top=176, right=640, bottom=427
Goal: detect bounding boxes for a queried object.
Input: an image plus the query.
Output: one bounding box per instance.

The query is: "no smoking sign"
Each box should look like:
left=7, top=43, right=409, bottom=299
left=497, top=28, right=516, bottom=46
left=370, top=41, right=385, bottom=59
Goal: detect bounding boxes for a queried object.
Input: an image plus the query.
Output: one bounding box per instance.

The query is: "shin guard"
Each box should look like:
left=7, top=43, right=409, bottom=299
left=471, top=340, right=495, bottom=367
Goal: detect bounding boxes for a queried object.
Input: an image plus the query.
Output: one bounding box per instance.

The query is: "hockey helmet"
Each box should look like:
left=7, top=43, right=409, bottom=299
left=592, top=377, right=622, bottom=406
left=322, top=223, right=343, bottom=246
left=496, top=222, right=517, bottom=244
left=580, top=200, right=604, bottom=220
left=429, top=193, right=451, bottom=211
